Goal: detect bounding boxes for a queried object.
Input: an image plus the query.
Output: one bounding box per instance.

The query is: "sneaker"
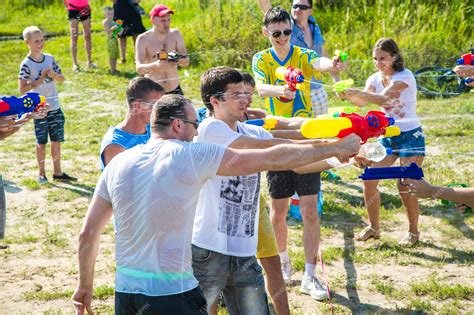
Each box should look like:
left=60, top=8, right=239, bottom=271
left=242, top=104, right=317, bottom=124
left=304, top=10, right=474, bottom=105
left=38, top=175, right=48, bottom=185
left=72, top=65, right=80, bottom=72
left=53, top=172, right=77, bottom=181
left=300, top=275, right=328, bottom=301
left=87, top=63, right=97, bottom=69
left=281, top=260, right=294, bottom=284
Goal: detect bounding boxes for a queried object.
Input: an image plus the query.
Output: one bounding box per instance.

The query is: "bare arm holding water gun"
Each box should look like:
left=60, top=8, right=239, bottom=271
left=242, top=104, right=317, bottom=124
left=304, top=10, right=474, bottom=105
left=407, top=179, right=474, bottom=212
left=0, top=92, right=48, bottom=139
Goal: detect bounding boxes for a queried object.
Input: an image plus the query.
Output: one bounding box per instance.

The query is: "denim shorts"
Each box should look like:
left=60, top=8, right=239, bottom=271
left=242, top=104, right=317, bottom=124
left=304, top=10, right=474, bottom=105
left=379, top=126, right=425, bottom=157
left=34, top=108, right=65, bottom=144
left=191, top=245, right=269, bottom=315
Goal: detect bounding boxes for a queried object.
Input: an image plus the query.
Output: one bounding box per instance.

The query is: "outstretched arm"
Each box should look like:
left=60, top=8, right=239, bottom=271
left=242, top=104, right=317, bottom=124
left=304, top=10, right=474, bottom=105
left=340, top=80, right=407, bottom=107
left=217, top=134, right=360, bottom=176
left=408, top=179, right=474, bottom=209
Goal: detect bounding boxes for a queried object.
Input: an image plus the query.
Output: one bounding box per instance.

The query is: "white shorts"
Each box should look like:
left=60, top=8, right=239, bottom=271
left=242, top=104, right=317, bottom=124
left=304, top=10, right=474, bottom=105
left=311, top=88, right=329, bottom=117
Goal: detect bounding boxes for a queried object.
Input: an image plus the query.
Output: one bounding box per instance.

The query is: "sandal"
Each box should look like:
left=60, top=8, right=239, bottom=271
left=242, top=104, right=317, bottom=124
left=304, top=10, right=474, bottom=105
left=399, top=232, right=420, bottom=247
left=355, top=226, right=380, bottom=241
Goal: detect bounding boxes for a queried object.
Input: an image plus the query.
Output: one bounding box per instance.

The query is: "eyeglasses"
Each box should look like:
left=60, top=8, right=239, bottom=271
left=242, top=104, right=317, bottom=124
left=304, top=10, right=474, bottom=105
left=292, top=4, right=310, bottom=10
left=266, top=28, right=292, bottom=38
left=215, top=91, right=250, bottom=101
left=170, top=116, right=199, bottom=129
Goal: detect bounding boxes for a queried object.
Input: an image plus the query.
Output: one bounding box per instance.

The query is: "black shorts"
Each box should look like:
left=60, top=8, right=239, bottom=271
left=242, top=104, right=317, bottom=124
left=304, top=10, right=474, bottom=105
left=165, top=85, right=184, bottom=95
left=267, top=170, right=321, bottom=199
left=115, top=287, right=207, bottom=315
left=68, top=9, right=91, bottom=21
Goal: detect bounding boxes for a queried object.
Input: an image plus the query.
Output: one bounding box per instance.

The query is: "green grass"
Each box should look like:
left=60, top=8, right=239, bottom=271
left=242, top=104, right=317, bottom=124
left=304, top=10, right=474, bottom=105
left=410, top=274, right=474, bottom=300
left=24, top=284, right=114, bottom=301
left=19, top=178, right=41, bottom=190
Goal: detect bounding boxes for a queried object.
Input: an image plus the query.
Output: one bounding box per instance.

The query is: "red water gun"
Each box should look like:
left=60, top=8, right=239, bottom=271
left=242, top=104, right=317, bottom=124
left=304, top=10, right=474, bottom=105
left=301, top=110, right=401, bottom=143
left=275, top=66, right=305, bottom=101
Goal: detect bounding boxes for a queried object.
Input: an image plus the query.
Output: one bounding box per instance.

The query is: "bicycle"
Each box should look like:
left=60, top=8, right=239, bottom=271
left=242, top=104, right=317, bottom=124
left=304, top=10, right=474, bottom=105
left=414, top=66, right=471, bottom=98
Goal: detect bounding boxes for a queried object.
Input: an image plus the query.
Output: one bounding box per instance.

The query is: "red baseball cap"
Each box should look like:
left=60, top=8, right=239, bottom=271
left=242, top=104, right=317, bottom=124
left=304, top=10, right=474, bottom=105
left=150, top=4, right=174, bottom=18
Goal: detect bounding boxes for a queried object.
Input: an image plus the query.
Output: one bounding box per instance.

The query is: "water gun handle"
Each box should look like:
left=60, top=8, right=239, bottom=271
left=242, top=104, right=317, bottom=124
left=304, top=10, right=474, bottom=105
left=335, top=49, right=349, bottom=62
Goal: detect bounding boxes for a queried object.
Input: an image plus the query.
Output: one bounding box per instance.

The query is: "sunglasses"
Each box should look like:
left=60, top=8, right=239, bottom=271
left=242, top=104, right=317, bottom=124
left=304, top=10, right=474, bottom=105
left=170, top=116, right=199, bottom=129
left=292, top=4, right=310, bottom=10
left=267, top=28, right=293, bottom=38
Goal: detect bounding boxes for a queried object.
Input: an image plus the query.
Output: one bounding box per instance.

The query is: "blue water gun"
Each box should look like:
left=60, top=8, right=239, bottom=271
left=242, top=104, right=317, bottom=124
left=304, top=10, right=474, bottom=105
left=0, top=92, right=46, bottom=118
left=359, top=163, right=424, bottom=186
left=245, top=118, right=278, bottom=130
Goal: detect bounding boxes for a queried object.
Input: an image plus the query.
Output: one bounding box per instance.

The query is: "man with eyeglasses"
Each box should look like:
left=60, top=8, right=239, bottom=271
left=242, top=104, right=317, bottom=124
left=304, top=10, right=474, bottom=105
left=191, top=67, right=356, bottom=314
left=72, top=93, right=361, bottom=314
left=99, top=77, right=165, bottom=169
left=252, top=6, right=343, bottom=301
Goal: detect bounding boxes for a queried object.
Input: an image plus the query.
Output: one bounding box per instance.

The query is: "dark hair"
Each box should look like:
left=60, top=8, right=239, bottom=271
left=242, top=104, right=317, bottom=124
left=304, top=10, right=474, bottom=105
left=126, top=77, right=165, bottom=109
left=374, top=38, right=405, bottom=72
left=200, top=66, right=244, bottom=113
left=151, top=94, right=193, bottom=132
left=241, top=71, right=255, bottom=88
left=264, top=6, right=291, bottom=27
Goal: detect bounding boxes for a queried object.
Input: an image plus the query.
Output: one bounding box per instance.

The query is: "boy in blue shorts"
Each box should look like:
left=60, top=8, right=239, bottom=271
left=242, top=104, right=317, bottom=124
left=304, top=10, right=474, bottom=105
left=19, top=26, right=76, bottom=184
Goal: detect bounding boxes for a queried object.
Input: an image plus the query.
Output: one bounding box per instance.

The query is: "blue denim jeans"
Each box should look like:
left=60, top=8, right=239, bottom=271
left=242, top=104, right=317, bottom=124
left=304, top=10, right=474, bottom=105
left=191, top=245, right=269, bottom=315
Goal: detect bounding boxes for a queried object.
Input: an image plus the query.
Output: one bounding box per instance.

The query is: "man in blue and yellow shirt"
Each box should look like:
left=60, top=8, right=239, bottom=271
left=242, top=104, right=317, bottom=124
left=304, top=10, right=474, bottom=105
left=252, top=6, right=343, bottom=301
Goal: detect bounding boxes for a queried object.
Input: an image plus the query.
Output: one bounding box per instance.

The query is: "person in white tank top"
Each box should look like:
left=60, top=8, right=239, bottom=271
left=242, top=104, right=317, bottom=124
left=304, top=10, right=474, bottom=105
left=338, top=38, right=425, bottom=247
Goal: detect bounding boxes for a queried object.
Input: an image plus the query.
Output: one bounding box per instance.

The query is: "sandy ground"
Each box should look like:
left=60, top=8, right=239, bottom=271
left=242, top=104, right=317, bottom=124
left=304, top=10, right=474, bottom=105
left=1, top=180, right=473, bottom=314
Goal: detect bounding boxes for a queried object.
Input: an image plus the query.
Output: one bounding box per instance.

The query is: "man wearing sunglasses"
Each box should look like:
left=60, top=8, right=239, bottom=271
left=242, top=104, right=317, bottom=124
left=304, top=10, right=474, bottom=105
left=258, top=0, right=345, bottom=116
left=72, top=93, right=361, bottom=314
left=99, top=77, right=165, bottom=170
left=252, top=6, right=343, bottom=301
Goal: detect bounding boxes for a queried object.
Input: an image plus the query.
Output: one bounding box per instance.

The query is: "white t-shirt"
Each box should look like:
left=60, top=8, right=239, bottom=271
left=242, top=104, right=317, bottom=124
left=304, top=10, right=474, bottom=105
left=95, top=139, right=225, bottom=296
left=365, top=68, right=420, bottom=132
left=18, top=53, right=62, bottom=111
left=192, top=118, right=272, bottom=257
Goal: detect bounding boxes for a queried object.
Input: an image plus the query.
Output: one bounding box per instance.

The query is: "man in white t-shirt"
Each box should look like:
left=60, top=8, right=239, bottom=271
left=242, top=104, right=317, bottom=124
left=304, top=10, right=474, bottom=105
left=192, top=67, right=358, bottom=314
left=72, top=93, right=361, bottom=314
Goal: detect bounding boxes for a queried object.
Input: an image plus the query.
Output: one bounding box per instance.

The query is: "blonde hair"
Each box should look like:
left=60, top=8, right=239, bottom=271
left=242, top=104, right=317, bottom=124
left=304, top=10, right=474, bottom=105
left=22, top=26, right=42, bottom=40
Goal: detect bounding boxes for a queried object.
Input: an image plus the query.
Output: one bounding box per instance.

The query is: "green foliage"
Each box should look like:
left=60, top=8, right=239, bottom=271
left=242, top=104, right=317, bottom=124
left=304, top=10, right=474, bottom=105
left=1, top=0, right=472, bottom=83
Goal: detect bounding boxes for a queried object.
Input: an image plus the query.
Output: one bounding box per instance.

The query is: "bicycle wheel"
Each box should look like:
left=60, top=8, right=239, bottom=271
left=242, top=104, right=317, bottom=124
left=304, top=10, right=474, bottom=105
left=414, top=67, right=466, bottom=98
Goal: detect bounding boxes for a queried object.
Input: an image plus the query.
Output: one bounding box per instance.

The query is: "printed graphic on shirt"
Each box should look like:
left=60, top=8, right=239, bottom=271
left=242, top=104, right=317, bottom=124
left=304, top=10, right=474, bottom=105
left=218, top=174, right=260, bottom=238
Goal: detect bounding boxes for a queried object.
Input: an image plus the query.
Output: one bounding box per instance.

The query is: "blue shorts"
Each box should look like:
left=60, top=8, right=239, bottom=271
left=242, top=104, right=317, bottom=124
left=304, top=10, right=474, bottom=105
left=379, top=126, right=425, bottom=157
left=34, top=108, right=65, bottom=145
